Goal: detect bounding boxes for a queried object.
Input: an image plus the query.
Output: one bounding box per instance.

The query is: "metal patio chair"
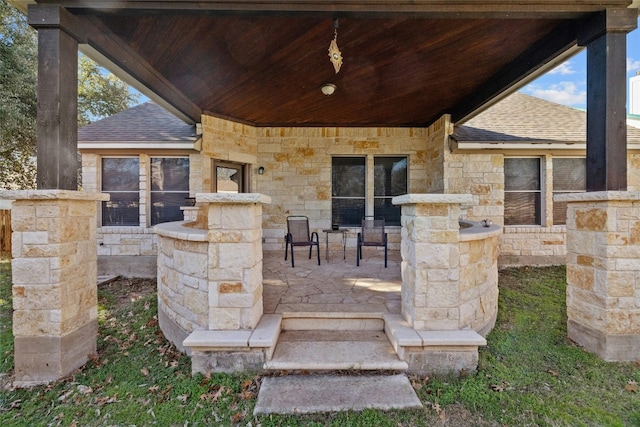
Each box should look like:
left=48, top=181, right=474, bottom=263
left=285, top=215, right=320, bottom=267
left=357, top=216, right=387, bottom=268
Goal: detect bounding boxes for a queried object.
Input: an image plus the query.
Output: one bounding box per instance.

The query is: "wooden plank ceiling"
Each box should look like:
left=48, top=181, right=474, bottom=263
left=25, top=1, right=635, bottom=126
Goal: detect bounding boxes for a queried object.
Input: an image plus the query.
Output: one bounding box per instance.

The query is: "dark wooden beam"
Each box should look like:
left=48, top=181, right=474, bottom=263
left=579, top=9, right=637, bottom=191
left=82, top=16, right=202, bottom=124
left=28, top=4, right=201, bottom=124
left=448, top=20, right=581, bottom=125
left=38, top=0, right=632, bottom=16
left=32, top=22, right=79, bottom=189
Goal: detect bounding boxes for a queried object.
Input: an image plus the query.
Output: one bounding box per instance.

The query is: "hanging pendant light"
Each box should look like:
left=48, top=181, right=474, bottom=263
left=328, top=18, right=343, bottom=74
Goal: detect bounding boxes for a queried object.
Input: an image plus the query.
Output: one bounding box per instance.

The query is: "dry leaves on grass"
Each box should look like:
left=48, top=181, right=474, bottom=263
left=625, top=380, right=638, bottom=393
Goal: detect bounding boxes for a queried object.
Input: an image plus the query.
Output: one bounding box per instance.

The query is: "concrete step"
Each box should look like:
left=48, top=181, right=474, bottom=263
left=254, top=373, right=422, bottom=415
left=264, top=329, right=408, bottom=371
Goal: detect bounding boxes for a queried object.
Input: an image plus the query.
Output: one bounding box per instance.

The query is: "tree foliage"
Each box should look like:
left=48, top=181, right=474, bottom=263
left=0, top=0, right=37, bottom=190
left=0, top=0, right=140, bottom=189
left=78, top=55, right=139, bottom=127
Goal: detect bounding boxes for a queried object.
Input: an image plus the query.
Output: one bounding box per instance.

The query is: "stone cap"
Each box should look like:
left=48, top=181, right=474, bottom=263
left=195, top=193, right=271, bottom=204
left=0, top=190, right=109, bottom=202
left=154, top=221, right=207, bottom=241
left=554, top=191, right=640, bottom=203
left=392, top=193, right=476, bottom=205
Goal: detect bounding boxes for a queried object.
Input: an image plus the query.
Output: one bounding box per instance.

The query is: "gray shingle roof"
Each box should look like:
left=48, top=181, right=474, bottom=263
left=453, top=92, right=640, bottom=143
left=78, top=102, right=198, bottom=143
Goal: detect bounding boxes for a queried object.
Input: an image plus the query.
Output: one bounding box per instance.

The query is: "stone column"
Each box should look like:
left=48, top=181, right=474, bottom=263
left=556, top=191, right=640, bottom=361
left=0, top=190, right=109, bottom=385
left=392, top=194, right=475, bottom=330
left=200, top=193, right=271, bottom=330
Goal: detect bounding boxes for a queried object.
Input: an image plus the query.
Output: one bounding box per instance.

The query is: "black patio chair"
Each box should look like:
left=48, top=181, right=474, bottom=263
left=285, top=215, right=320, bottom=267
left=357, top=216, right=387, bottom=268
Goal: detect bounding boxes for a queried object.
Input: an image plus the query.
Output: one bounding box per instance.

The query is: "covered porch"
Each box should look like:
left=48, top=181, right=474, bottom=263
left=3, top=0, right=640, bottom=385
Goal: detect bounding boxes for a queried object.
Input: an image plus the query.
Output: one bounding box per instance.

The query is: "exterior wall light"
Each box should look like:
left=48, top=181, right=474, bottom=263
left=257, top=166, right=265, bottom=175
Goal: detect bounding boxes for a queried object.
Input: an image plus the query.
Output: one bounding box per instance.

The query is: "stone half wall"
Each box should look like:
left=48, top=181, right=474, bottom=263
left=459, top=228, right=500, bottom=336
left=156, top=225, right=209, bottom=352
left=156, top=194, right=268, bottom=354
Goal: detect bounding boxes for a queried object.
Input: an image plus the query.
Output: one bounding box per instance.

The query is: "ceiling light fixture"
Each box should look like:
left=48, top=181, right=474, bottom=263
left=328, top=18, right=343, bottom=74
left=321, top=83, right=337, bottom=96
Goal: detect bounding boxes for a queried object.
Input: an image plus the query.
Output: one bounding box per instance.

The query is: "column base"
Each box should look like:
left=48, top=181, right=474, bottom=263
left=13, top=320, right=98, bottom=387
left=568, top=320, right=640, bottom=362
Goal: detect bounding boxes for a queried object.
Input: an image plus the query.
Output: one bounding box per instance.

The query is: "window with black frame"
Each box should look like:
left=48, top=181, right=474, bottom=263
left=332, top=157, right=365, bottom=227
left=504, top=158, right=541, bottom=225
left=150, top=157, right=190, bottom=225
left=552, top=158, right=586, bottom=225
left=374, top=157, right=407, bottom=226
left=101, top=157, right=140, bottom=226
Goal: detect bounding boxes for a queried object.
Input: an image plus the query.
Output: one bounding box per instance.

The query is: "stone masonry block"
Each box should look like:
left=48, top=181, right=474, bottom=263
left=12, top=258, right=50, bottom=284
left=209, top=307, right=242, bottom=330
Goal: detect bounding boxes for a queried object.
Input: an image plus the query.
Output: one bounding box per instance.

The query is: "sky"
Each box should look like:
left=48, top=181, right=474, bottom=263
left=520, top=17, right=640, bottom=111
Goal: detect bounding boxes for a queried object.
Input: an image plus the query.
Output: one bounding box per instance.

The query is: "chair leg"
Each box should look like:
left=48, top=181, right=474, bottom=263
left=316, top=243, right=320, bottom=265
left=308, top=245, right=312, bottom=260
left=384, top=244, right=387, bottom=268
left=356, top=234, right=360, bottom=266
left=290, top=242, right=295, bottom=267
left=284, top=234, right=289, bottom=261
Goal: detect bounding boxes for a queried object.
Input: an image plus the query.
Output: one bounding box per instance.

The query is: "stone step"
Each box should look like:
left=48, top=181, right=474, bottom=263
left=281, top=313, right=384, bottom=331
left=264, top=329, right=408, bottom=371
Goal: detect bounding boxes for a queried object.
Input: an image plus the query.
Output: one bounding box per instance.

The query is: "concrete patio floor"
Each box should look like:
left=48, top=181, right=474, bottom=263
left=262, top=248, right=402, bottom=316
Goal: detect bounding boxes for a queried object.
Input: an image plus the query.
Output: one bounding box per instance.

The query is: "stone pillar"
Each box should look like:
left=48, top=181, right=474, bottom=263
left=0, top=190, right=109, bottom=385
left=556, top=191, right=640, bottom=361
left=392, top=194, right=475, bottom=330
left=200, top=193, right=270, bottom=330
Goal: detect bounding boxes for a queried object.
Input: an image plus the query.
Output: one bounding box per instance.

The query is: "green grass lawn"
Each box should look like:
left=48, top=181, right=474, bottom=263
left=0, top=258, right=639, bottom=426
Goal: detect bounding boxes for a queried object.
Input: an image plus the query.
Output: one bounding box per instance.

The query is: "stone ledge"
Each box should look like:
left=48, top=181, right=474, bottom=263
left=184, top=330, right=252, bottom=349
left=154, top=221, right=207, bottom=241
left=249, top=314, right=282, bottom=348
left=195, top=192, right=271, bottom=204
left=183, top=315, right=283, bottom=354
left=0, top=190, right=109, bottom=202
left=418, top=330, right=486, bottom=347
left=459, top=222, right=501, bottom=242
left=384, top=313, right=422, bottom=347
left=392, top=193, right=476, bottom=206
left=554, top=191, right=640, bottom=203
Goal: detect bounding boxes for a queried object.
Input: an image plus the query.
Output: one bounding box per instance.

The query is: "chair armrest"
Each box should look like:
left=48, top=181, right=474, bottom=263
left=311, top=231, right=319, bottom=242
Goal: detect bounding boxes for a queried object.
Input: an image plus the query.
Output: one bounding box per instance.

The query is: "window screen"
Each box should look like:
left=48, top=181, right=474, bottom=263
left=102, top=158, right=140, bottom=226
left=374, top=157, right=407, bottom=226
left=504, top=158, right=541, bottom=225
left=552, top=158, right=586, bottom=225
left=150, top=158, right=190, bottom=225
left=332, top=157, right=365, bottom=227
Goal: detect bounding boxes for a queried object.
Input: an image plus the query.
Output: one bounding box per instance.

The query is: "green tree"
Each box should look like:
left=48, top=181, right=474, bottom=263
left=0, top=0, right=37, bottom=190
left=78, top=54, right=139, bottom=127
left=0, top=0, right=140, bottom=189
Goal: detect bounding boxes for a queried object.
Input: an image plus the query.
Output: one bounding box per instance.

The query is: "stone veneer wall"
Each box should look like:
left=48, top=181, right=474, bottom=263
left=499, top=226, right=567, bottom=267
left=255, top=126, right=428, bottom=251
left=81, top=114, right=640, bottom=269
left=558, top=191, right=640, bottom=361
